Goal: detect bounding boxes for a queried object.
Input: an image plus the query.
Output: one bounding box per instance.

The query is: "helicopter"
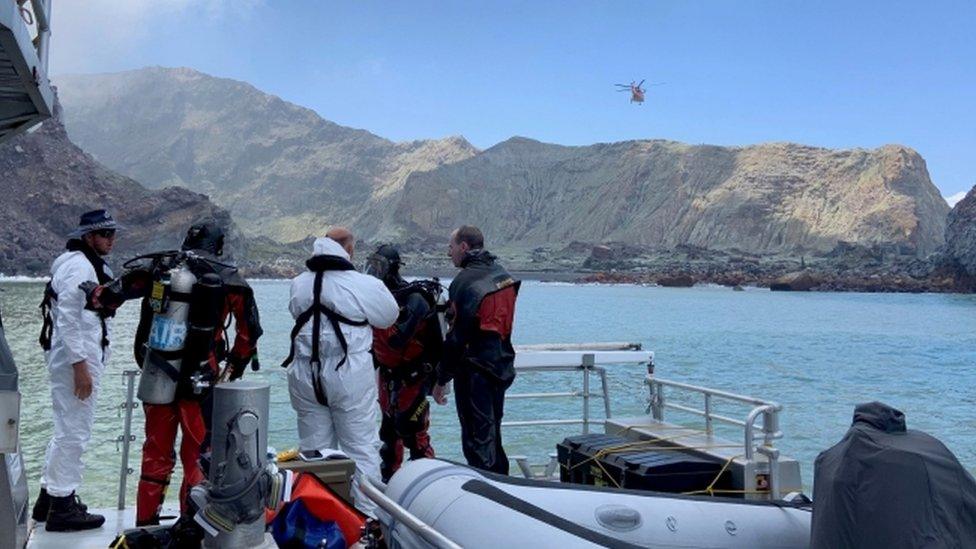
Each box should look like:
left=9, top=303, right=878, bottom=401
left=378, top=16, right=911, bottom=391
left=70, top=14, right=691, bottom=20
left=615, top=80, right=663, bottom=104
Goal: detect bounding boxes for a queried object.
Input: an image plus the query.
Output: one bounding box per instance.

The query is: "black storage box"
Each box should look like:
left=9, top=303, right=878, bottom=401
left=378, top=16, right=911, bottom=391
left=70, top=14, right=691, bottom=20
left=557, top=433, right=628, bottom=484
left=558, top=433, right=731, bottom=494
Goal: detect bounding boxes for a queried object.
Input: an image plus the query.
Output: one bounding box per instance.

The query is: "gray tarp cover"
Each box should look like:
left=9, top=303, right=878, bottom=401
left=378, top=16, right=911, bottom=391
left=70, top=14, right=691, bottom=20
left=811, top=402, right=976, bottom=549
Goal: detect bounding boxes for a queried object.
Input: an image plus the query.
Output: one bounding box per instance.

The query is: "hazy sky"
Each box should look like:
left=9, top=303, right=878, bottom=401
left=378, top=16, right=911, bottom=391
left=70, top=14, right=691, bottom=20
left=51, top=1, right=974, bottom=201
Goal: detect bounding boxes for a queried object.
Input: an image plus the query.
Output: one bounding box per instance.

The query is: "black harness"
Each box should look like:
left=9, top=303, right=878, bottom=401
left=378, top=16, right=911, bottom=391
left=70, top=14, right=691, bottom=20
left=280, top=255, right=368, bottom=406
left=39, top=241, right=114, bottom=359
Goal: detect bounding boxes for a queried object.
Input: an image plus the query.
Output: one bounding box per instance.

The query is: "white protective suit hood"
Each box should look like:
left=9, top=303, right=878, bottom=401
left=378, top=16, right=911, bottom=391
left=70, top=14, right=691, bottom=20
left=312, top=236, right=349, bottom=259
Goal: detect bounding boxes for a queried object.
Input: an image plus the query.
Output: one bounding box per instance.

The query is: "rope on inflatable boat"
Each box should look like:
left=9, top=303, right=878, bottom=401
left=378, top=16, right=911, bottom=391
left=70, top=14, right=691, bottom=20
left=561, top=427, right=779, bottom=496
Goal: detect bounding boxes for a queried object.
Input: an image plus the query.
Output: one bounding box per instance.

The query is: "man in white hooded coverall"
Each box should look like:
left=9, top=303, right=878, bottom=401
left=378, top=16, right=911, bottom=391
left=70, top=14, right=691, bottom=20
left=33, top=209, right=121, bottom=531
left=284, top=227, right=398, bottom=516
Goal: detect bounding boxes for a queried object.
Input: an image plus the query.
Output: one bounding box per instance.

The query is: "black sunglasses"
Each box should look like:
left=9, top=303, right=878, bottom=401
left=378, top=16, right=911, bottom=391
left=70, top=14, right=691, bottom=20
left=94, top=229, right=117, bottom=238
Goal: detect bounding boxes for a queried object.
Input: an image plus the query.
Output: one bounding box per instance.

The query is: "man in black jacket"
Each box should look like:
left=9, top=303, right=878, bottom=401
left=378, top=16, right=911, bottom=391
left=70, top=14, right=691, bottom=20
left=432, top=226, right=520, bottom=474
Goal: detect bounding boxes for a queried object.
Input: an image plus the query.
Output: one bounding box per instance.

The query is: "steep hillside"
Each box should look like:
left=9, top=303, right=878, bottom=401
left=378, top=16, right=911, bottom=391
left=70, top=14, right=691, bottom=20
left=57, top=68, right=477, bottom=241
left=394, top=138, right=948, bottom=255
left=0, top=109, right=237, bottom=275
left=945, top=185, right=976, bottom=284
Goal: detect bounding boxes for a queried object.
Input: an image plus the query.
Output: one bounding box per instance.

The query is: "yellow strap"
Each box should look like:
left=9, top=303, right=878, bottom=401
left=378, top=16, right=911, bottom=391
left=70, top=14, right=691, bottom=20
left=682, top=453, right=741, bottom=496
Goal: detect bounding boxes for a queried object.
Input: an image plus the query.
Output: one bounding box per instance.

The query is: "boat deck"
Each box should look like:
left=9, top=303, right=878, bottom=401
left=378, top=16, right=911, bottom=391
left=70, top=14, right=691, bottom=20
left=26, top=507, right=179, bottom=549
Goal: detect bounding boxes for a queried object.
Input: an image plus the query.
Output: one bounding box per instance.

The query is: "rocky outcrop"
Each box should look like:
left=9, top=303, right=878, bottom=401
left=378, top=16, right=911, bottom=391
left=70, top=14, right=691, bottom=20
left=395, top=138, right=949, bottom=257
left=770, top=271, right=819, bottom=291
left=57, top=68, right=478, bottom=242
left=0, top=109, right=235, bottom=276
left=944, top=186, right=976, bottom=288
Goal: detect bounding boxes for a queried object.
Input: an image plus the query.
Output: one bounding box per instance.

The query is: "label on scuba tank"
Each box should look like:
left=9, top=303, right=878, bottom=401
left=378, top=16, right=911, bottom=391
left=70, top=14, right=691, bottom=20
left=149, top=315, right=187, bottom=351
left=150, top=280, right=168, bottom=314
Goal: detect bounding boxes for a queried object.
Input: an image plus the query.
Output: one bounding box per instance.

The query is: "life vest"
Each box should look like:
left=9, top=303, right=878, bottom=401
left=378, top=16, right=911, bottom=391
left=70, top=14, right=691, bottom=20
left=447, top=251, right=520, bottom=385
left=267, top=472, right=366, bottom=547
left=280, top=255, right=369, bottom=407
left=372, top=280, right=443, bottom=374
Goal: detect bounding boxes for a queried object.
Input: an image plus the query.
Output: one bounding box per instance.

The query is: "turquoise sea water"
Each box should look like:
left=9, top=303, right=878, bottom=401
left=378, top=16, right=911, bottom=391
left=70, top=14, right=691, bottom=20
left=2, top=279, right=974, bottom=508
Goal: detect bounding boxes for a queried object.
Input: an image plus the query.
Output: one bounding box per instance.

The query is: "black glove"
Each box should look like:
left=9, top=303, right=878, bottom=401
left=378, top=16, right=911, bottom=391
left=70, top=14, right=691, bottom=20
left=227, top=354, right=250, bottom=381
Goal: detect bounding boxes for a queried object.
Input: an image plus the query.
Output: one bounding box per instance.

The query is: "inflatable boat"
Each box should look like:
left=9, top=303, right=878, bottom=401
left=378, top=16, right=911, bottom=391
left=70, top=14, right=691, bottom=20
left=374, top=458, right=812, bottom=548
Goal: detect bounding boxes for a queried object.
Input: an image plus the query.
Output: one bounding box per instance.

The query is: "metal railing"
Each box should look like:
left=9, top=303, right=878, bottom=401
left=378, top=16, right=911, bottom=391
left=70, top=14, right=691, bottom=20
left=362, top=344, right=654, bottom=542
left=503, top=343, right=653, bottom=433
left=645, top=374, right=784, bottom=498
left=360, top=475, right=463, bottom=549
left=116, top=370, right=139, bottom=510
left=501, top=344, right=653, bottom=478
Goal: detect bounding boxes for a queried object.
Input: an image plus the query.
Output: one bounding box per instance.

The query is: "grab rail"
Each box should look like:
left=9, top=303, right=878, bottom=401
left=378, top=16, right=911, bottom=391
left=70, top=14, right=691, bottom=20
left=645, top=374, right=784, bottom=498
left=501, top=345, right=653, bottom=477
left=504, top=346, right=654, bottom=434
left=116, top=370, right=139, bottom=510
left=359, top=475, right=463, bottom=549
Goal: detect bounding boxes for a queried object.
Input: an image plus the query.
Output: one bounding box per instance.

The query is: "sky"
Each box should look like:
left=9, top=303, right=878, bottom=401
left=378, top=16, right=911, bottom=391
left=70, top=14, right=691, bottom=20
left=50, top=1, right=974, bottom=203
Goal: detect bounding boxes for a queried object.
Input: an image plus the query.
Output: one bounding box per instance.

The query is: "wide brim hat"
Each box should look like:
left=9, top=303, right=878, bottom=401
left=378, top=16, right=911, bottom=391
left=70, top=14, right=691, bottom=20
left=68, top=209, right=123, bottom=238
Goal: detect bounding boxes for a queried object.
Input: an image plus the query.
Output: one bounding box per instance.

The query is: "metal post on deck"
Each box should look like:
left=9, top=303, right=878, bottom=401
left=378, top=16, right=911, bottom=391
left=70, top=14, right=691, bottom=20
left=651, top=382, right=665, bottom=421
left=704, top=393, right=713, bottom=434
left=581, top=354, right=594, bottom=434
left=598, top=367, right=611, bottom=418
left=117, top=370, right=138, bottom=510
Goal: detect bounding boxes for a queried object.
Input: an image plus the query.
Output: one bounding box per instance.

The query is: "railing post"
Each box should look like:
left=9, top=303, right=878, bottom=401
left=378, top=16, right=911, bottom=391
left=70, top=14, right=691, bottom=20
left=117, top=370, right=138, bottom=510
left=762, top=407, right=780, bottom=446
left=597, top=367, right=611, bottom=419
left=651, top=382, right=665, bottom=421
left=581, top=354, right=594, bottom=434
left=704, top=393, right=713, bottom=434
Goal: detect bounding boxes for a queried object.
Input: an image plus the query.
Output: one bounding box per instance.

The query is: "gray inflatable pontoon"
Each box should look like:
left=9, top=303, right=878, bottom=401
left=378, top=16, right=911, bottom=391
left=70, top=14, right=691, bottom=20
left=378, top=459, right=812, bottom=549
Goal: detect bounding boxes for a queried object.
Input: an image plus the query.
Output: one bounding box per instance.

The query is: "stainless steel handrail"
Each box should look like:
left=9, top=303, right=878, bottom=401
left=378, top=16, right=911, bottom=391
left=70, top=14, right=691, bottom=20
left=646, top=374, right=784, bottom=498
left=116, top=370, right=139, bottom=509
left=360, top=475, right=463, bottom=549
left=502, top=357, right=614, bottom=434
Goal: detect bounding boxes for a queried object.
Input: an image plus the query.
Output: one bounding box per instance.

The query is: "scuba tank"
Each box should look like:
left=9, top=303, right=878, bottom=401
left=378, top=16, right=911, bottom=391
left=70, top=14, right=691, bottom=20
left=137, top=265, right=197, bottom=404
left=183, top=273, right=224, bottom=395
left=433, top=279, right=449, bottom=340
left=433, top=279, right=452, bottom=397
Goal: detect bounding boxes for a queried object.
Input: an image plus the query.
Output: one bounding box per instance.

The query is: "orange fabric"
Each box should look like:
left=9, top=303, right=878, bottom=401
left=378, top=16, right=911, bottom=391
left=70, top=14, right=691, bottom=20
left=136, top=400, right=207, bottom=523
left=290, top=473, right=366, bottom=545
left=222, top=292, right=257, bottom=363
left=372, top=321, right=427, bottom=368
left=477, top=285, right=517, bottom=337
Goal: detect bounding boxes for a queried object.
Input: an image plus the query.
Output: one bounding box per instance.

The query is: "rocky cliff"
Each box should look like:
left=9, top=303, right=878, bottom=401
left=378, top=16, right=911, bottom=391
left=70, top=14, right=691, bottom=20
left=0, top=107, right=236, bottom=276
left=57, top=68, right=478, bottom=242
left=395, top=138, right=949, bottom=256
left=944, top=186, right=976, bottom=287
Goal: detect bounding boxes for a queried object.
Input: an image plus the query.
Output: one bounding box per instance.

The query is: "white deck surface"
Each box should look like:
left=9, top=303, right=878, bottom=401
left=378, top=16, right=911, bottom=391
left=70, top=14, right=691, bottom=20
left=26, top=507, right=178, bottom=549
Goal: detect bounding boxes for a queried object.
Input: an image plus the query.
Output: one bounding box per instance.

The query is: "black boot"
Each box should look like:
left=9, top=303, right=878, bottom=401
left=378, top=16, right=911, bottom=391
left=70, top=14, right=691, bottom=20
left=45, top=494, right=105, bottom=532
left=32, top=488, right=88, bottom=523
left=31, top=487, right=50, bottom=522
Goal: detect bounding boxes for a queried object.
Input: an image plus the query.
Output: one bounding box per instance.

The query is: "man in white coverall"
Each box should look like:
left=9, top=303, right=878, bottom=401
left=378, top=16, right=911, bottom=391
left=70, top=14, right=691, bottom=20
left=32, top=209, right=121, bottom=531
left=282, top=227, right=398, bottom=516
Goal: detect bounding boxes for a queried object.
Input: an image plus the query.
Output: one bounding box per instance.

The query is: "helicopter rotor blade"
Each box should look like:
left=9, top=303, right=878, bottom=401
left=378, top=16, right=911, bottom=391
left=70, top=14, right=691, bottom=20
left=638, top=79, right=645, bottom=88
